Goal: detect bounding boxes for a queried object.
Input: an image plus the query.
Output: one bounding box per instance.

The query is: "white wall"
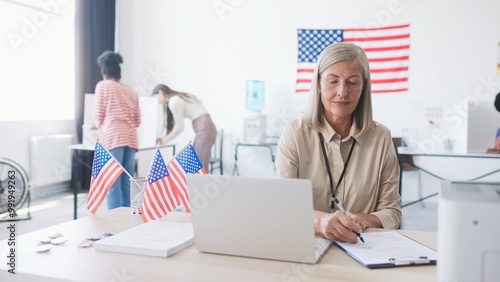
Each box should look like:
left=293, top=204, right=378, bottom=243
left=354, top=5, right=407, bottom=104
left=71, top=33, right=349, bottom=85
left=115, top=0, right=500, bottom=176
left=0, top=0, right=75, bottom=192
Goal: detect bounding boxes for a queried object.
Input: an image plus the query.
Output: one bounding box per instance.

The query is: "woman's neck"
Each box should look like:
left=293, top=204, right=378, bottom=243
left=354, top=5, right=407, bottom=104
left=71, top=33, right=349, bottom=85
left=103, top=75, right=119, bottom=82
left=326, top=115, right=353, bottom=138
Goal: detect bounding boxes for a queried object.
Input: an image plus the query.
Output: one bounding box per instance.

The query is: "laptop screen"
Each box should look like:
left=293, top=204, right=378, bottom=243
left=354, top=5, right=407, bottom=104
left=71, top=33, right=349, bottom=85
left=187, top=174, right=330, bottom=263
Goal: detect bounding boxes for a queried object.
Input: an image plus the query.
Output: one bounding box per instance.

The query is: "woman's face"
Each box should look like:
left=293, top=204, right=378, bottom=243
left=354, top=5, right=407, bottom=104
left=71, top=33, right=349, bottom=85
left=155, top=90, right=169, bottom=104
left=319, top=60, right=364, bottom=124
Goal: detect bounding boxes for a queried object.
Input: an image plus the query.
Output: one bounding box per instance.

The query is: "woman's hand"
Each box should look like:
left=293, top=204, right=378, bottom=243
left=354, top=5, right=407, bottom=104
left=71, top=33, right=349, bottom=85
left=319, top=211, right=363, bottom=243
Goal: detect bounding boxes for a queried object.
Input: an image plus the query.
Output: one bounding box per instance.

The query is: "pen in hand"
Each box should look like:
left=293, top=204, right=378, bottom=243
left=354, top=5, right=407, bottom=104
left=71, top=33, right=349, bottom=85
left=333, top=198, right=365, bottom=243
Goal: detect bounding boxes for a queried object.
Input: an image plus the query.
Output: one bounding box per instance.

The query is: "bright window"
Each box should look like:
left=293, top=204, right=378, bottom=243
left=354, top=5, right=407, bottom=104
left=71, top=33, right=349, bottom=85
left=0, top=0, right=75, bottom=121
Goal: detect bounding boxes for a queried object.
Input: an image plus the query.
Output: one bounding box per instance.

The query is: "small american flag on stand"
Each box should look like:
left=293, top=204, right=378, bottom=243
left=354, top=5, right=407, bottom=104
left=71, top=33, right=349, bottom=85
left=141, top=147, right=181, bottom=222
left=166, top=143, right=207, bottom=213
left=296, top=23, right=410, bottom=94
left=141, top=143, right=206, bottom=222
left=86, top=142, right=125, bottom=214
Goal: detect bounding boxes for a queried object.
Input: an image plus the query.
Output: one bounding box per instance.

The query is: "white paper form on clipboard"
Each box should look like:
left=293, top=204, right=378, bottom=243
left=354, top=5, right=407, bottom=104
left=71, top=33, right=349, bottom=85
left=333, top=231, right=437, bottom=269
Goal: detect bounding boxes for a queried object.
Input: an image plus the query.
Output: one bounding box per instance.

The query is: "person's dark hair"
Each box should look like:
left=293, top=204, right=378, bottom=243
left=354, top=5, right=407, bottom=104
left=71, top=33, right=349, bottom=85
left=495, top=92, right=500, bottom=112
left=97, top=50, right=122, bottom=80
left=152, top=84, right=198, bottom=103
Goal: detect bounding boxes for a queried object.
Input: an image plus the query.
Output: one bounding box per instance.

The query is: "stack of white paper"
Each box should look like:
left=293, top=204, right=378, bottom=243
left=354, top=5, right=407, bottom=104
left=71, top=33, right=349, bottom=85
left=94, top=221, right=194, bottom=257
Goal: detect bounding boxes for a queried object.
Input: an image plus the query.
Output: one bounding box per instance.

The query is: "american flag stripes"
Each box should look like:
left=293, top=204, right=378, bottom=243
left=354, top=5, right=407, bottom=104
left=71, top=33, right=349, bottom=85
left=296, top=24, right=410, bottom=94
left=141, top=143, right=206, bottom=222
left=166, top=144, right=207, bottom=213
left=86, top=142, right=125, bottom=214
left=141, top=147, right=181, bottom=222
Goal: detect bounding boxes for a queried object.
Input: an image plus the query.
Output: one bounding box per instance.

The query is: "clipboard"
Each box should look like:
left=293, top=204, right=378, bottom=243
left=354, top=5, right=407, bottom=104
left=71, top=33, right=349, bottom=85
left=333, top=231, right=437, bottom=269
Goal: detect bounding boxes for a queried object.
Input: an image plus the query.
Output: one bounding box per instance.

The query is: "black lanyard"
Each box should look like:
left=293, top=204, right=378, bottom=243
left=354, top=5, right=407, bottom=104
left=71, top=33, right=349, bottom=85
left=319, top=132, right=356, bottom=209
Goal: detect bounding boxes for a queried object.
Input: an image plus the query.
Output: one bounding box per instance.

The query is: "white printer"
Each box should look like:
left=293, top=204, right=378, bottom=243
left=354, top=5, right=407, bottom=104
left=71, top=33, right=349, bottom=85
left=438, top=181, right=500, bottom=282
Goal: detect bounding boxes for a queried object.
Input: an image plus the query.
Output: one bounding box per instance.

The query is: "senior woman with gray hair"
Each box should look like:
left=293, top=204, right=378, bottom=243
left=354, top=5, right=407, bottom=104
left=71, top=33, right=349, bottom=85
left=275, top=42, right=401, bottom=243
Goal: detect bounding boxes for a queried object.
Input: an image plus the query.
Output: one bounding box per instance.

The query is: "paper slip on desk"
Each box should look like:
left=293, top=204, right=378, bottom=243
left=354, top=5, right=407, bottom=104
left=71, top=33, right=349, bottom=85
left=333, top=231, right=437, bottom=269
left=94, top=220, right=194, bottom=257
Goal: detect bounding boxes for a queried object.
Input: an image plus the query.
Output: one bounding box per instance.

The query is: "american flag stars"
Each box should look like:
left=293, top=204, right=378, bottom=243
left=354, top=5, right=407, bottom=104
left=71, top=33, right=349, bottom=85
left=91, top=143, right=112, bottom=178
left=298, top=29, right=343, bottom=63
left=176, top=145, right=203, bottom=174
left=148, top=150, right=169, bottom=184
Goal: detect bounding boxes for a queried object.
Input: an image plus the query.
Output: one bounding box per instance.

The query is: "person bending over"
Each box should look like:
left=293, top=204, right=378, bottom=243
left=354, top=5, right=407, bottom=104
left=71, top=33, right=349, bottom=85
left=153, top=84, right=217, bottom=169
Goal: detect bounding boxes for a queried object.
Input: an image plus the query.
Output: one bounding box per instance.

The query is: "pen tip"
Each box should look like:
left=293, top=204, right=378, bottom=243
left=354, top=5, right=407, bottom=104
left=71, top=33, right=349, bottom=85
left=360, top=237, right=365, bottom=243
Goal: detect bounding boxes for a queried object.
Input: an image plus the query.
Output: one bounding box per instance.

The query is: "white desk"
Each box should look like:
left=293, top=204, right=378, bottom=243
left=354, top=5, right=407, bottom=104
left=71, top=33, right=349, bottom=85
left=397, top=147, right=500, bottom=206
left=0, top=208, right=436, bottom=282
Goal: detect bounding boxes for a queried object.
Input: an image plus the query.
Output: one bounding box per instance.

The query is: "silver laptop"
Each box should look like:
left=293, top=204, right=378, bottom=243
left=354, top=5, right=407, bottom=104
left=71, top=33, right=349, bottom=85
left=186, top=174, right=332, bottom=264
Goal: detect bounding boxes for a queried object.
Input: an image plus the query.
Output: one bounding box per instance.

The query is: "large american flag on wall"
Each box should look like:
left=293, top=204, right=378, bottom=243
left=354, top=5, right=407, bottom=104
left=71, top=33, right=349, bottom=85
left=296, top=23, right=410, bottom=94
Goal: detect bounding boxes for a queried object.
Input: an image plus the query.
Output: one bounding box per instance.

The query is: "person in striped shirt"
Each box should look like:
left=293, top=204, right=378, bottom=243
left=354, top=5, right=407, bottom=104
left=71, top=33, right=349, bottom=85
left=93, top=50, right=141, bottom=209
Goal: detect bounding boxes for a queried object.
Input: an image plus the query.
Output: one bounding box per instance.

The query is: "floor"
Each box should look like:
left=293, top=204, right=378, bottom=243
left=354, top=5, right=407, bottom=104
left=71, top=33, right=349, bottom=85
left=0, top=171, right=438, bottom=241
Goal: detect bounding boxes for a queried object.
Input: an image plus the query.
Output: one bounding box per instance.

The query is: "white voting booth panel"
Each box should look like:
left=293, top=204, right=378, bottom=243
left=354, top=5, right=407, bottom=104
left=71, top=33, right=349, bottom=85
left=407, top=99, right=500, bottom=154
left=408, top=100, right=468, bottom=154
left=467, top=100, right=500, bottom=152
left=83, top=94, right=162, bottom=149
left=83, top=94, right=167, bottom=176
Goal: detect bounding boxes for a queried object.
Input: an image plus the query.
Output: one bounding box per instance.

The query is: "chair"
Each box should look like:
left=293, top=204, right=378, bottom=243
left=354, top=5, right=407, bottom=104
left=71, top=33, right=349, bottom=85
left=392, top=137, right=424, bottom=208
left=209, top=129, right=224, bottom=174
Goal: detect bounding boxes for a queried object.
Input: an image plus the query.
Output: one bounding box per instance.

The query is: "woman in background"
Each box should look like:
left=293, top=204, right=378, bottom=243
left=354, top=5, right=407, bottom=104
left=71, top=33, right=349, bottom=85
left=153, top=84, right=217, bottom=169
left=94, top=50, right=141, bottom=209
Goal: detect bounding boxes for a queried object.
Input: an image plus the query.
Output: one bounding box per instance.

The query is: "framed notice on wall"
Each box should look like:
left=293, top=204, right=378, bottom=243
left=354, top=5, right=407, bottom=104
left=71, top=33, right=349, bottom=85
left=410, top=101, right=468, bottom=154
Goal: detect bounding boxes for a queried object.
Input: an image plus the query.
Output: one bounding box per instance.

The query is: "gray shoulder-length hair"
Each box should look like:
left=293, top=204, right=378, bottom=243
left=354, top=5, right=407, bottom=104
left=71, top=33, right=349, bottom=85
left=302, top=42, right=374, bottom=136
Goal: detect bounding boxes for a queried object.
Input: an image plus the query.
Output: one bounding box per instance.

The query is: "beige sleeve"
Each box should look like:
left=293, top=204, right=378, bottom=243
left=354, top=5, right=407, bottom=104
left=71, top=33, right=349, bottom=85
left=371, top=130, right=402, bottom=229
